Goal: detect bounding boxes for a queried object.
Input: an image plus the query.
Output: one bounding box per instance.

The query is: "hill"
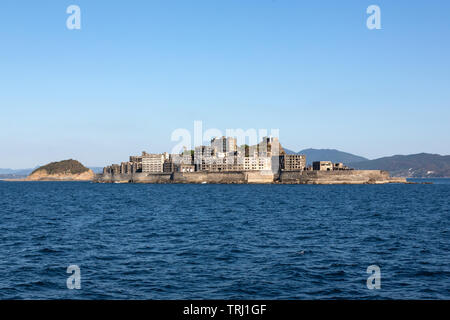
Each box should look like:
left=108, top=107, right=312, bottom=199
left=26, top=159, right=94, bottom=181
left=0, top=173, right=28, bottom=180
left=350, top=153, right=450, bottom=177
left=296, top=148, right=368, bottom=165
left=282, top=148, right=297, bottom=155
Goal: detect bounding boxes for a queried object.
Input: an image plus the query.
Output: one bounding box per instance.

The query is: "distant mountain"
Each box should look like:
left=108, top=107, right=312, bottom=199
left=0, top=166, right=103, bottom=176
left=296, top=148, right=368, bottom=165
left=350, top=153, right=450, bottom=178
left=0, top=174, right=27, bottom=180
left=0, top=168, right=34, bottom=175
left=282, top=148, right=297, bottom=155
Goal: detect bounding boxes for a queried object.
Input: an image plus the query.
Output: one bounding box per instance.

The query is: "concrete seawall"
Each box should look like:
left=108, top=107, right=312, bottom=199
left=172, top=171, right=246, bottom=184
left=95, top=171, right=274, bottom=184
left=95, top=170, right=406, bottom=184
left=279, top=170, right=404, bottom=184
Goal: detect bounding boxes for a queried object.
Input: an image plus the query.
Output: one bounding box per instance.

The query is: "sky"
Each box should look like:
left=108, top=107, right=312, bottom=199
left=0, top=0, right=449, bottom=168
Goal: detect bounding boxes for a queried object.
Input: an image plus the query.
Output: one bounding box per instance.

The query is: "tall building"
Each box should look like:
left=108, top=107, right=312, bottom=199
left=129, top=153, right=143, bottom=172
left=142, top=153, right=165, bottom=173
left=258, top=136, right=283, bottom=157
left=238, top=156, right=272, bottom=171
left=280, top=154, right=306, bottom=171
left=163, top=152, right=194, bottom=173
left=171, top=153, right=193, bottom=165
left=201, top=155, right=272, bottom=172
left=194, top=145, right=215, bottom=171
left=211, top=136, right=237, bottom=154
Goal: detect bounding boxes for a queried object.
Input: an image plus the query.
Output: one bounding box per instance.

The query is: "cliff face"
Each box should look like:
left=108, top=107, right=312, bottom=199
left=26, top=160, right=94, bottom=181
left=26, top=169, right=94, bottom=181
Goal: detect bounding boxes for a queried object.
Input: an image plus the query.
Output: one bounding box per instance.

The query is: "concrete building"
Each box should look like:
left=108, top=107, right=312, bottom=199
left=194, top=146, right=215, bottom=159
left=197, top=155, right=272, bottom=172
left=313, top=161, right=333, bottom=171
left=142, top=153, right=165, bottom=173
left=211, top=136, right=237, bottom=154
left=199, top=155, right=233, bottom=172
left=173, top=153, right=193, bottom=165
left=258, top=136, right=283, bottom=157
left=111, top=164, right=120, bottom=174
left=163, top=152, right=194, bottom=173
left=333, top=162, right=348, bottom=170
left=237, top=144, right=259, bottom=158
left=129, top=154, right=143, bottom=172
left=280, top=154, right=306, bottom=171
left=120, top=162, right=133, bottom=174
left=176, top=164, right=196, bottom=172
left=240, top=156, right=272, bottom=171
left=163, top=159, right=175, bottom=173
left=194, top=145, right=216, bottom=171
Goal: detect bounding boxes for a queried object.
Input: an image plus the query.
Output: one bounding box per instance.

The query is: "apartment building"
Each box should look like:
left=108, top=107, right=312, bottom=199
left=280, top=154, right=306, bottom=171
left=142, top=153, right=165, bottom=173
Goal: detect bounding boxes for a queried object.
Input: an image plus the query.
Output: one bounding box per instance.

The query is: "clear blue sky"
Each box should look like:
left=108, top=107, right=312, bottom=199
left=1, top=0, right=449, bottom=168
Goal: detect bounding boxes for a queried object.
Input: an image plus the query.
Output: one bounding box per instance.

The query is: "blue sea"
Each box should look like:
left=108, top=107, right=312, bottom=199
left=0, top=179, right=449, bottom=299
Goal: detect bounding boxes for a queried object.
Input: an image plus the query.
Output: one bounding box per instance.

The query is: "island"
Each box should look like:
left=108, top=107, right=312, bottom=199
left=26, top=159, right=94, bottom=181
left=95, top=137, right=407, bottom=184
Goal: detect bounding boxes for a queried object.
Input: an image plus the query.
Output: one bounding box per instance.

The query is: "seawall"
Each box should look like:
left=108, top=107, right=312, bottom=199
left=95, top=170, right=406, bottom=184
left=95, top=171, right=274, bottom=184
left=280, top=170, right=406, bottom=184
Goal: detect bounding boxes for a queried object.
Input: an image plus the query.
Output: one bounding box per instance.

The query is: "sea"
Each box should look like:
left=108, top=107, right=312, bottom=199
left=0, top=178, right=449, bottom=299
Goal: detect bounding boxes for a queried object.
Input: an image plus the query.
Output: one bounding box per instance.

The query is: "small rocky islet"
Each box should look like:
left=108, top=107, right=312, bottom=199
left=26, top=159, right=94, bottom=181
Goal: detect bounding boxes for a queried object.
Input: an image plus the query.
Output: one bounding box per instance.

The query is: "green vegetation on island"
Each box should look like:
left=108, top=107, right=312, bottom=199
left=31, top=159, right=90, bottom=175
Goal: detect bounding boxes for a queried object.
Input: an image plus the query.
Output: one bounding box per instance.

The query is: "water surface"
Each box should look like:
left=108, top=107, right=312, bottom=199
left=0, top=180, right=449, bottom=299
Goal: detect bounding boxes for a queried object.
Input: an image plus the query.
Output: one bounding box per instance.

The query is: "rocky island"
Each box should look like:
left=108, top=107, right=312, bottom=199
left=26, top=159, right=94, bottom=181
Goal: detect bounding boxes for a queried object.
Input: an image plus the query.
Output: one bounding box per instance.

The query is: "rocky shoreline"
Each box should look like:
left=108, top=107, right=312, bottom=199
left=25, top=170, right=94, bottom=181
